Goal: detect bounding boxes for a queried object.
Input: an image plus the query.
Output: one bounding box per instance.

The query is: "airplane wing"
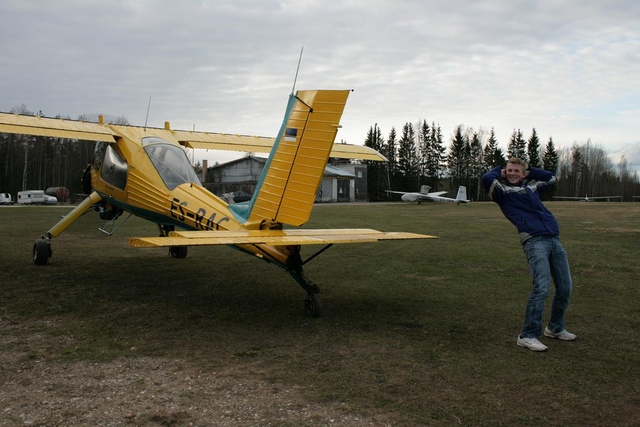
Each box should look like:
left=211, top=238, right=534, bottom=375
left=384, top=190, right=448, bottom=198
left=411, top=192, right=448, bottom=202
left=428, top=191, right=448, bottom=197
left=0, top=112, right=386, bottom=161
left=588, top=196, right=622, bottom=199
left=552, top=196, right=589, bottom=200
left=0, top=112, right=116, bottom=142
left=129, top=228, right=436, bottom=248
left=174, top=130, right=387, bottom=161
left=553, top=196, right=622, bottom=200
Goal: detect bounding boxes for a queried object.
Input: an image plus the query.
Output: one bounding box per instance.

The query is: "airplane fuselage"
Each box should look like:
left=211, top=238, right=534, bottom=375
left=75, top=127, right=294, bottom=268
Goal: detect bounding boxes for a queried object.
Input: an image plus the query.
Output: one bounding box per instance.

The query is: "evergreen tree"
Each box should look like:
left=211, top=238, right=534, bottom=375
left=397, top=122, right=419, bottom=191
left=542, top=136, right=559, bottom=173
left=538, top=137, right=559, bottom=200
left=527, top=128, right=541, bottom=168
left=482, top=127, right=506, bottom=169
left=426, top=122, right=446, bottom=190
left=570, top=144, right=583, bottom=196
left=417, top=120, right=430, bottom=185
left=494, top=147, right=507, bottom=168
left=469, top=131, right=484, bottom=200
left=507, top=129, right=527, bottom=161
left=482, top=134, right=495, bottom=171
left=385, top=127, right=398, bottom=190
left=447, top=125, right=470, bottom=189
left=364, top=124, right=387, bottom=201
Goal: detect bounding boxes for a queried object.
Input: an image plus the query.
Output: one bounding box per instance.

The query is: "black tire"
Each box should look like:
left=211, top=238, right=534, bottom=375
left=169, top=246, right=188, bottom=259
left=82, top=163, right=93, bottom=195
left=33, top=239, right=51, bottom=265
left=304, top=294, right=321, bottom=317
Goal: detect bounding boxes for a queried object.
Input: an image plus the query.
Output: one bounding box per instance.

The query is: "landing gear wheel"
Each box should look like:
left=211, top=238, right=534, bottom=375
left=169, top=246, right=188, bottom=258
left=304, top=294, right=321, bottom=317
left=33, top=239, right=51, bottom=265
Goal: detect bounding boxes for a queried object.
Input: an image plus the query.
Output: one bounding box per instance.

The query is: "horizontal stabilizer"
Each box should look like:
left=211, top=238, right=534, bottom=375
left=129, top=228, right=436, bottom=248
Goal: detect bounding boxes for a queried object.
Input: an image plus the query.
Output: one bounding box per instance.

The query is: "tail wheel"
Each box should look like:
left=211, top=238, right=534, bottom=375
left=33, top=239, right=51, bottom=265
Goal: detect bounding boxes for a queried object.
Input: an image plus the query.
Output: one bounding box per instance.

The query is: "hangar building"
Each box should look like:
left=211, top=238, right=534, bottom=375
left=201, top=156, right=368, bottom=203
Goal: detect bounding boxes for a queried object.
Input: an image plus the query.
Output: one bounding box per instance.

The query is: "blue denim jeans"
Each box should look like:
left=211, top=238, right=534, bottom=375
left=520, top=235, right=572, bottom=338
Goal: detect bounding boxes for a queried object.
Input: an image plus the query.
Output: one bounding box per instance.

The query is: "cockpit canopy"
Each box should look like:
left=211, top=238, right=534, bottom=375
left=142, top=137, right=202, bottom=190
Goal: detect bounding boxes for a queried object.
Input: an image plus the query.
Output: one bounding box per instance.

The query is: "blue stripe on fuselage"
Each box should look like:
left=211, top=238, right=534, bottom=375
left=228, top=93, right=297, bottom=224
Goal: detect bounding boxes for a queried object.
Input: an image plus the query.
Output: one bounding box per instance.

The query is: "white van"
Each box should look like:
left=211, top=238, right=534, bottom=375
left=0, top=193, right=13, bottom=204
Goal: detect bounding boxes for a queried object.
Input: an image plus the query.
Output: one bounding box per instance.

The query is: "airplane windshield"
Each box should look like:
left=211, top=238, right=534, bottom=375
left=143, top=138, right=202, bottom=190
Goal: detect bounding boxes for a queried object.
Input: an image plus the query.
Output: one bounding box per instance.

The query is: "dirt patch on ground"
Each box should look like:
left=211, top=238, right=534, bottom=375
left=1, top=355, right=391, bottom=426
left=0, top=321, right=391, bottom=427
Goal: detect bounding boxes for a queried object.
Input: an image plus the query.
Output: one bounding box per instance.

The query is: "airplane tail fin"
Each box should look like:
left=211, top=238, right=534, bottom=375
left=229, top=90, right=351, bottom=227
left=420, top=185, right=431, bottom=194
left=456, top=186, right=468, bottom=202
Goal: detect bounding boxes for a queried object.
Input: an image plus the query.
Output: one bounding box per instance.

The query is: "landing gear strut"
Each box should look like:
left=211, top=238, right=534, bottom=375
left=31, top=192, right=103, bottom=267
left=286, top=245, right=322, bottom=317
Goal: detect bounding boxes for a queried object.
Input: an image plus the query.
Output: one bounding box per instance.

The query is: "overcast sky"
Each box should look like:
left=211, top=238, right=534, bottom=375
left=1, top=0, right=639, bottom=170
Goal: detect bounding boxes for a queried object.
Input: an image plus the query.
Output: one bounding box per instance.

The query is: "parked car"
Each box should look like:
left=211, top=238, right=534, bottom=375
left=0, top=192, right=13, bottom=205
left=44, top=194, right=58, bottom=205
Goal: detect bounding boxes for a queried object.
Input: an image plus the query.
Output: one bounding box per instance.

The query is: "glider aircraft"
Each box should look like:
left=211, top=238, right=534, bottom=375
left=387, top=185, right=470, bottom=204
left=0, top=89, right=436, bottom=316
left=552, top=194, right=622, bottom=202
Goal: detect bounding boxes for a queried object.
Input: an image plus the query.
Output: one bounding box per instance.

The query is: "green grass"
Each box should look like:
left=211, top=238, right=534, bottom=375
left=1, top=202, right=639, bottom=425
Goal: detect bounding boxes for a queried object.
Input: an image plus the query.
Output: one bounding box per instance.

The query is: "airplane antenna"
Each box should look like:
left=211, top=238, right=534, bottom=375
left=291, top=46, right=304, bottom=94
left=144, top=96, right=152, bottom=129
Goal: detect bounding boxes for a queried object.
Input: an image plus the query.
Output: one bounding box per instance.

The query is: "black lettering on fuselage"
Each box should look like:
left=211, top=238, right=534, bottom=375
left=170, top=197, right=230, bottom=230
left=170, top=197, right=184, bottom=221
left=195, top=208, right=206, bottom=230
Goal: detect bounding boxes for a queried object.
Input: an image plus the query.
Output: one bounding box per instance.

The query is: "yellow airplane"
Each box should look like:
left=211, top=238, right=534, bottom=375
left=0, top=89, right=436, bottom=316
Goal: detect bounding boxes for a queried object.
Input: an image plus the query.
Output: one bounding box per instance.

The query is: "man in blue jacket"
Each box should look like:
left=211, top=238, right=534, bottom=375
left=481, top=157, right=576, bottom=351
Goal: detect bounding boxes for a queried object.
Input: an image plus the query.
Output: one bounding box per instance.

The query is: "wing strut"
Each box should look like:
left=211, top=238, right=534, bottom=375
left=302, top=243, right=333, bottom=266
left=99, top=211, right=133, bottom=236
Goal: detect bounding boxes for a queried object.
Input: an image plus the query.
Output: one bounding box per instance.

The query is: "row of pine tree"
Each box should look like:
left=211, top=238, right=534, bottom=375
left=363, top=120, right=638, bottom=202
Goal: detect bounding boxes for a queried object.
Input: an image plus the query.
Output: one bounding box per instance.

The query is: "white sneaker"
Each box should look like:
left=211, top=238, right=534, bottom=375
left=544, top=327, right=577, bottom=341
left=517, top=336, right=548, bottom=351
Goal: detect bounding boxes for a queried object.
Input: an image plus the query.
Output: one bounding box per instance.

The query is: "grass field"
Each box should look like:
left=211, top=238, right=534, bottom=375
left=1, top=202, right=639, bottom=426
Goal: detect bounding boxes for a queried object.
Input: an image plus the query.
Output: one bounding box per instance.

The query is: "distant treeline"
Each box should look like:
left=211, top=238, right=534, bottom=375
left=364, top=121, right=639, bottom=202
left=1, top=131, right=93, bottom=201
left=1, top=106, right=638, bottom=203
left=0, top=105, right=130, bottom=201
